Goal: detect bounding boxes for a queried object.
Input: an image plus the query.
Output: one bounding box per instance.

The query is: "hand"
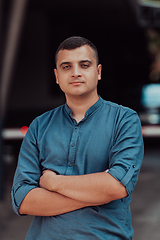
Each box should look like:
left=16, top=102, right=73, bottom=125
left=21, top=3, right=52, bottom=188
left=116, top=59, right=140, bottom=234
left=39, top=170, right=58, bottom=192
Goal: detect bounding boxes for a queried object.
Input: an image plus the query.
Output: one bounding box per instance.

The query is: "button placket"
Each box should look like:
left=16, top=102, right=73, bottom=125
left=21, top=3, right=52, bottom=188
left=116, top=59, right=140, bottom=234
left=65, top=124, right=80, bottom=175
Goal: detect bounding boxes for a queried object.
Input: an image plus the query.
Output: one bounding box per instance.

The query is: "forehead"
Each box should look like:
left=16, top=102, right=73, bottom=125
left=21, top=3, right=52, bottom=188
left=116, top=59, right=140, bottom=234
left=56, top=45, right=96, bottom=65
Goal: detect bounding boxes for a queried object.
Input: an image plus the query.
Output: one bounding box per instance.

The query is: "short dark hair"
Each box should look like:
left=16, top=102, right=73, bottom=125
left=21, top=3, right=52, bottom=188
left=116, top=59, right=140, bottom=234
left=55, top=36, right=99, bottom=65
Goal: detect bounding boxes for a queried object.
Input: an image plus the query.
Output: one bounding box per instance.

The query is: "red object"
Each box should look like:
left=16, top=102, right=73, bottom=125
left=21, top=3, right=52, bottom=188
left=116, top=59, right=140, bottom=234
left=20, top=126, right=29, bottom=135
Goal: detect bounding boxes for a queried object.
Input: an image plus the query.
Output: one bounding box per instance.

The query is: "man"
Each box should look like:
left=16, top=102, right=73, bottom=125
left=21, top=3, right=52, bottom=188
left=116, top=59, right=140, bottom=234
left=12, top=36, right=144, bottom=239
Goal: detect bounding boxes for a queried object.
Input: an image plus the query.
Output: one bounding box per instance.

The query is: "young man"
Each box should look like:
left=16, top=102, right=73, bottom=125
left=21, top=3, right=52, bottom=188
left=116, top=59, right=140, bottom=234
left=12, top=36, right=144, bottom=239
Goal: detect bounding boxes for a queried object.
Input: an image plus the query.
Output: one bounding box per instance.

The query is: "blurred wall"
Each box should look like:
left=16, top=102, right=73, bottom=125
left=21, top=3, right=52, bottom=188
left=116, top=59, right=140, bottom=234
left=2, top=0, right=151, bottom=127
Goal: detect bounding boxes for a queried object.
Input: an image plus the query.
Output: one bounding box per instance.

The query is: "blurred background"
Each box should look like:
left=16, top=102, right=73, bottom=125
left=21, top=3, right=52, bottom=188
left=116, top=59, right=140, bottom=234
left=0, top=0, right=160, bottom=239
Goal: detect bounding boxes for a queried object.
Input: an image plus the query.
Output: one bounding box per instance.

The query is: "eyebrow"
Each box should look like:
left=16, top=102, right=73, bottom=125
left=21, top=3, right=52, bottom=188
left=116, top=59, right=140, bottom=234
left=80, top=60, right=92, bottom=65
left=60, top=62, right=71, bottom=67
left=59, top=60, right=92, bottom=67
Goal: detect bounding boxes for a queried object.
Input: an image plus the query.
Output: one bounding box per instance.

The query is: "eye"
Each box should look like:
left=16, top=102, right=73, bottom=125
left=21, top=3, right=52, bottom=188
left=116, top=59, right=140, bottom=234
left=63, top=65, right=71, bottom=70
left=81, top=63, right=90, bottom=68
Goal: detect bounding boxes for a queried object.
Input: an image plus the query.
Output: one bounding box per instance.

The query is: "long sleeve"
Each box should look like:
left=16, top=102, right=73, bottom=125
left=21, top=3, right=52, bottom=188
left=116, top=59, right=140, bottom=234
left=108, top=110, right=144, bottom=195
left=11, top=119, right=41, bottom=215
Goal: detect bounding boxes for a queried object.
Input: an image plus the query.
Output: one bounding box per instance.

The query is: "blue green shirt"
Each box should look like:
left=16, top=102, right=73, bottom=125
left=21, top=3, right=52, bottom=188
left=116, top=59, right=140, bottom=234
left=11, top=97, right=144, bottom=240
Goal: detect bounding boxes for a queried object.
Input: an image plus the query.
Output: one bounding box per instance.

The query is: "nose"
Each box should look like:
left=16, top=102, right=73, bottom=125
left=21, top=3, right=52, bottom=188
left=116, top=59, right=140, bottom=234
left=71, top=65, right=82, bottom=78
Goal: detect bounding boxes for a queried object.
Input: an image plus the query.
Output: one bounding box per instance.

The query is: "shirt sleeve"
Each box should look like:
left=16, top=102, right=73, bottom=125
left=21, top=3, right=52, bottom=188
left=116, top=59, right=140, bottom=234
left=11, top=119, right=41, bottom=215
left=108, top=110, right=144, bottom=195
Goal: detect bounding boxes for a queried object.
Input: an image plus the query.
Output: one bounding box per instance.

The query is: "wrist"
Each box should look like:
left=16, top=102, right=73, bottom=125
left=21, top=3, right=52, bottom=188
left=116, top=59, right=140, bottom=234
left=52, top=174, right=63, bottom=193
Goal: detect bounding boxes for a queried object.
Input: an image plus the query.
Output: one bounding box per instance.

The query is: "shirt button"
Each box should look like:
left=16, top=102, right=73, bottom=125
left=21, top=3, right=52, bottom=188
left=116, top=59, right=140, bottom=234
left=71, top=143, right=75, bottom=147
left=69, top=163, right=73, bottom=167
left=75, top=126, right=78, bottom=129
left=133, top=165, right=135, bottom=168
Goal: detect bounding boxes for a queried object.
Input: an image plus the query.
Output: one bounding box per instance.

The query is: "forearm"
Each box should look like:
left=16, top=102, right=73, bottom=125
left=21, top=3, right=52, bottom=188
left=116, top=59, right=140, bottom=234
left=19, top=187, right=91, bottom=216
left=42, top=172, right=128, bottom=204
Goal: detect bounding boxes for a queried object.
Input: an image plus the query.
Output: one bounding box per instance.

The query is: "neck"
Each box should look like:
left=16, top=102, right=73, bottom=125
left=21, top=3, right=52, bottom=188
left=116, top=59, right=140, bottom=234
left=66, top=93, right=99, bottom=123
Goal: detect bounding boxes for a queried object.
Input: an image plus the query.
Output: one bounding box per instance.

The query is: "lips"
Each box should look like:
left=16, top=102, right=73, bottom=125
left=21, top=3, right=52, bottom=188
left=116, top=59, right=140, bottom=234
left=70, top=80, right=84, bottom=85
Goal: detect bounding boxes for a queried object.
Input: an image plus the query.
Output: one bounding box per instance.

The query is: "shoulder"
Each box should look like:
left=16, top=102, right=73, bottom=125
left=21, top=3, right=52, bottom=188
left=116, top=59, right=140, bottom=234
left=34, top=104, right=64, bottom=123
left=102, top=99, right=137, bottom=117
left=100, top=99, right=141, bottom=130
left=27, top=105, right=64, bottom=138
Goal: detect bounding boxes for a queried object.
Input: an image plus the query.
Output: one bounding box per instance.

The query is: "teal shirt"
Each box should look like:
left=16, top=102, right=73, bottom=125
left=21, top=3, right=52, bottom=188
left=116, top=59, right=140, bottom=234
left=11, top=97, right=144, bottom=240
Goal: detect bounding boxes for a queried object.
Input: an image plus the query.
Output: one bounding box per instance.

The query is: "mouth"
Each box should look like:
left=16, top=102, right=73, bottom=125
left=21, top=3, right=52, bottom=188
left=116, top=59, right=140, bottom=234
left=70, top=81, right=84, bottom=86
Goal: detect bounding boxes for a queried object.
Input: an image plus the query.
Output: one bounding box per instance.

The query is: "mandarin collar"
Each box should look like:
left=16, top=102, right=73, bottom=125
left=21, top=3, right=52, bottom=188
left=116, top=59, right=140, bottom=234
left=64, top=96, right=103, bottom=119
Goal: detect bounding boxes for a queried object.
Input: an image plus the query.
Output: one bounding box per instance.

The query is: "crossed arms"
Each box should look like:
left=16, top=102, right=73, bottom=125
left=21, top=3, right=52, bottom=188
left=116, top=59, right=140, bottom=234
left=19, top=170, right=128, bottom=216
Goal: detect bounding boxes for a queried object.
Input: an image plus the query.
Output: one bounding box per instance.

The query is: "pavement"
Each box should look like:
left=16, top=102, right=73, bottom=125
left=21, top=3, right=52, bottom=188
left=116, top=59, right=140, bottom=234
left=0, top=145, right=160, bottom=240
left=131, top=147, right=160, bottom=240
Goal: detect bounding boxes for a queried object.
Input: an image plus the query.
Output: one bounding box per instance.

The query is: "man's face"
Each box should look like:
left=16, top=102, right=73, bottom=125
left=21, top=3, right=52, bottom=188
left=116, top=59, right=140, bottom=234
left=54, top=45, right=102, bottom=99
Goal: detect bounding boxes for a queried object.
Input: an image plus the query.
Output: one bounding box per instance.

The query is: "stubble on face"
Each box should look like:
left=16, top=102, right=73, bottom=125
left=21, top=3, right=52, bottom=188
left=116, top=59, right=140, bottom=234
left=54, top=45, right=102, bottom=99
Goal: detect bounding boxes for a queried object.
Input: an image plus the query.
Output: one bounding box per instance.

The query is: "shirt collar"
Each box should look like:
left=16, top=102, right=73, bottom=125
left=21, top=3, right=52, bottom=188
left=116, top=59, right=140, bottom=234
left=64, top=96, right=103, bottom=119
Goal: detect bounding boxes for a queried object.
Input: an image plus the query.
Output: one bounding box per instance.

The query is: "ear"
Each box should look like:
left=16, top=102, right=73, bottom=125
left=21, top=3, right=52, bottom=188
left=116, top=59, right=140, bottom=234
left=54, top=69, right=59, bottom=84
left=97, top=64, right=102, bottom=81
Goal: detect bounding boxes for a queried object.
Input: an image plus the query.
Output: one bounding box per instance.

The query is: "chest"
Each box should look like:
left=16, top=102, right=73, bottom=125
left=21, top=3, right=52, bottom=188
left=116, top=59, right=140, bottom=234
left=38, top=115, right=115, bottom=175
